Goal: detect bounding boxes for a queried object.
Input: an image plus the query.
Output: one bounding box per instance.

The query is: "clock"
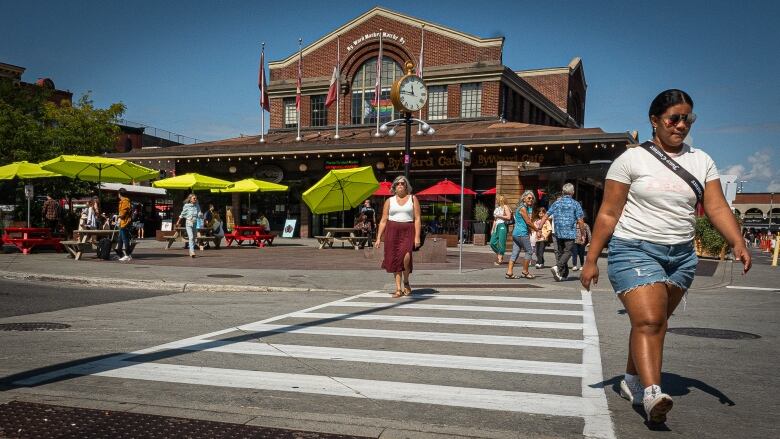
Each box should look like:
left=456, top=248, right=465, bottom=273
left=391, top=61, right=428, bottom=113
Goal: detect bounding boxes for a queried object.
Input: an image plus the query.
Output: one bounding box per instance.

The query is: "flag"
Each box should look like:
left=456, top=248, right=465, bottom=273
left=295, top=42, right=302, bottom=111
left=418, top=25, right=425, bottom=78
left=258, top=46, right=269, bottom=111
left=374, top=32, right=383, bottom=107
left=370, top=97, right=394, bottom=116
left=325, top=66, right=338, bottom=108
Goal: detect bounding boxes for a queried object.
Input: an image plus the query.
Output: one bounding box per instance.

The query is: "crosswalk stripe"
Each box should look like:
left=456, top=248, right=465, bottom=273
left=580, top=290, right=616, bottom=439
left=329, top=301, right=584, bottom=316
left=236, top=323, right=585, bottom=349
left=362, top=292, right=583, bottom=304
left=186, top=341, right=584, bottom=377
left=94, top=361, right=589, bottom=418
left=290, top=312, right=583, bottom=330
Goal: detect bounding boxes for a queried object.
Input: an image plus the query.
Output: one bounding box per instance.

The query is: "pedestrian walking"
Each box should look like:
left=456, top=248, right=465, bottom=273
left=42, top=194, right=60, bottom=234
left=572, top=220, right=591, bottom=271
left=580, top=89, right=751, bottom=424
left=489, top=194, right=512, bottom=265
left=225, top=206, right=235, bottom=232
left=116, top=188, right=133, bottom=262
left=176, top=194, right=200, bottom=258
left=374, top=176, right=421, bottom=298
left=533, top=206, right=551, bottom=268
left=505, top=190, right=537, bottom=279
left=539, top=184, right=584, bottom=281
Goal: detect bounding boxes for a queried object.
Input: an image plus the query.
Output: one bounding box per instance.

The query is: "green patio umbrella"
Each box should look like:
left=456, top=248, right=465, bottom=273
left=152, top=173, right=233, bottom=191
left=0, top=161, right=62, bottom=227
left=40, top=155, right=159, bottom=204
left=211, top=178, right=289, bottom=217
left=302, top=166, right=378, bottom=226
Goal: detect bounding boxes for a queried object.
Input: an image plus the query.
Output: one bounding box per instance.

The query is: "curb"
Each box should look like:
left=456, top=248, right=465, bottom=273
left=0, top=270, right=329, bottom=294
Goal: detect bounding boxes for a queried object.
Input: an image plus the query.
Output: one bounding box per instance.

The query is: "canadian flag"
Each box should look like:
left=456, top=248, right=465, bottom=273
left=325, top=66, right=339, bottom=108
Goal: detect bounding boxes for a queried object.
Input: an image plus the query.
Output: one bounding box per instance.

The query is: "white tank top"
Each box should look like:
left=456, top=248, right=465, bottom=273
left=388, top=195, right=414, bottom=222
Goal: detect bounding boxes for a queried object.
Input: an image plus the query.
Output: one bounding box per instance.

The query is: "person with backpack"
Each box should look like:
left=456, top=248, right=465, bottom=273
left=580, top=89, right=751, bottom=424
left=116, top=188, right=133, bottom=262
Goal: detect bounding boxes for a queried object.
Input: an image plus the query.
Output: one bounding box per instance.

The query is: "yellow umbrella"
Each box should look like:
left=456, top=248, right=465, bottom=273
left=211, top=178, right=288, bottom=219
left=152, top=173, right=232, bottom=190
left=303, top=166, right=378, bottom=226
left=40, top=155, right=158, bottom=183
left=0, top=161, right=62, bottom=227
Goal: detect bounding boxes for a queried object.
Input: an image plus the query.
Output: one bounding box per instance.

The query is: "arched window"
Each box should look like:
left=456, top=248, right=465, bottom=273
left=351, top=57, right=403, bottom=125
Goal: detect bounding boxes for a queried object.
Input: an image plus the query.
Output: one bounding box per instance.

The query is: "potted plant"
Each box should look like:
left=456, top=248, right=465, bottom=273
left=694, top=215, right=729, bottom=260
left=472, top=203, right=489, bottom=244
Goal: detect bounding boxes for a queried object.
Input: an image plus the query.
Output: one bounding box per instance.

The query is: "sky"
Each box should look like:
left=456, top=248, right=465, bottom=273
left=3, top=0, right=779, bottom=192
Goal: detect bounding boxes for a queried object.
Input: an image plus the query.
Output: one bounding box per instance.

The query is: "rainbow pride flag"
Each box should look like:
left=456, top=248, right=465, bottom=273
left=370, top=98, right=394, bottom=116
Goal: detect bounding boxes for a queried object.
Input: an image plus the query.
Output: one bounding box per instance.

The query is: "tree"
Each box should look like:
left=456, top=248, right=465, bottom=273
left=0, top=79, right=126, bottom=220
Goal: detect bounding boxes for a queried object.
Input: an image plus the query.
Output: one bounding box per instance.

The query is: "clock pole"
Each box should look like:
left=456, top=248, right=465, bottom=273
left=404, top=111, right=412, bottom=181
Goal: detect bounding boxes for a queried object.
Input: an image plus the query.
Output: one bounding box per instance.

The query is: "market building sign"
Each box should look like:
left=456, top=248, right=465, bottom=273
left=346, top=32, right=406, bottom=52
left=385, top=152, right=545, bottom=171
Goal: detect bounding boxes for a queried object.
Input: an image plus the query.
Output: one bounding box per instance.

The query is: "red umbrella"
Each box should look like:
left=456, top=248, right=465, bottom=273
left=417, top=179, right=477, bottom=196
left=482, top=187, right=496, bottom=195
left=373, top=181, right=393, bottom=196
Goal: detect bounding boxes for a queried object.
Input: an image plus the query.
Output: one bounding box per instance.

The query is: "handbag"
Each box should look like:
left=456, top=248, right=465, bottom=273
left=640, top=141, right=704, bottom=205
left=414, top=225, right=428, bottom=251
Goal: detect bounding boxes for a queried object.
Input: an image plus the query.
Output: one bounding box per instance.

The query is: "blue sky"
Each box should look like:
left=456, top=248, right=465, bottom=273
left=3, top=0, right=778, bottom=192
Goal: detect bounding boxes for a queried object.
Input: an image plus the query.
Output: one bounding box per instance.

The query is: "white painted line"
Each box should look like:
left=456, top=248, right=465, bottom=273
left=362, top=292, right=583, bottom=304
left=237, top=323, right=585, bottom=349
left=580, top=290, right=616, bottom=439
left=725, top=286, right=779, bottom=292
left=330, top=301, right=584, bottom=316
left=189, top=341, right=584, bottom=377
left=289, top=312, right=584, bottom=330
left=94, top=361, right=588, bottom=418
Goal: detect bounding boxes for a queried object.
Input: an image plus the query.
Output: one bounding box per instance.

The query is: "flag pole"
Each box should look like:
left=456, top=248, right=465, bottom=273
left=260, top=42, right=266, bottom=143
left=334, top=36, right=340, bottom=140
left=296, top=38, right=302, bottom=142
left=417, top=24, right=425, bottom=135
left=374, top=29, right=383, bottom=138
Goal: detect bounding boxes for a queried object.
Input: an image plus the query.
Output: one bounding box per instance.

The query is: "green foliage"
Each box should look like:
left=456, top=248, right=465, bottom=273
left=0, top=80, right=125, bottom=201
left=473, top=203, right=490, bottom=222
left=694, top=216, right=727, bottom=255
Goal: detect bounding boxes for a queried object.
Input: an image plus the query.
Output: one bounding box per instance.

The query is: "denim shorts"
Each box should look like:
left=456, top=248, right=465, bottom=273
left=510, top=235, right=533, bottom=262
left=607, top=237, right=697, bottom=295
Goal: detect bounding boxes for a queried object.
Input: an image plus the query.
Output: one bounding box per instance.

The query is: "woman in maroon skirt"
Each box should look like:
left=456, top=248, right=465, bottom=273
left=375, top=175, right=422, bottom=297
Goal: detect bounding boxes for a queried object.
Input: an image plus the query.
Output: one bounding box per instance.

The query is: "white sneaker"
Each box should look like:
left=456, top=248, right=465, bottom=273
left=619, top=379, right=643, bottom=406
left=118, top=255, right=129, bottom=262
left=572, top=266, right=580, bottom=271
left=643, top=386, right=673, bottom=423
left=550, top=266, right=563, bottom=281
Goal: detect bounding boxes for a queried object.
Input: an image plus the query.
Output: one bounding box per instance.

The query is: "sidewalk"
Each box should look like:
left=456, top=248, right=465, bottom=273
left=0, top=237, right=734, bottom=293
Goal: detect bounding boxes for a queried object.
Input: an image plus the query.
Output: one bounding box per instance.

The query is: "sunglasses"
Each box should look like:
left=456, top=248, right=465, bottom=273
left=396, top=181, right=407, bottom=187
left=662, top=113, right=697, bottom=127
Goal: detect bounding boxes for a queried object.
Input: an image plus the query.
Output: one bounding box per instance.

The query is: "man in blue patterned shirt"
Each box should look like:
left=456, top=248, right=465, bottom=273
left=538, top=183, right=584, bottom=281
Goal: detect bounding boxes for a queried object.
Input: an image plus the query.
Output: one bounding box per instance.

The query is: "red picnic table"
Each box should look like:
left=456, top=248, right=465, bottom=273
left=1, top=227, right=63, bottom=255
left=224, top=225, right=275, bottom=247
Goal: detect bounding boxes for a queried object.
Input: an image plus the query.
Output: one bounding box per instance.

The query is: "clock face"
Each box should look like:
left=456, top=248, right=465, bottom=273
left=398, top=76, right=427, bottom=112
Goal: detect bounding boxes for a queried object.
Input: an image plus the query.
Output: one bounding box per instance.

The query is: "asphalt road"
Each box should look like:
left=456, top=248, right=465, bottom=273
left=0, top=256, right=778, bottom=438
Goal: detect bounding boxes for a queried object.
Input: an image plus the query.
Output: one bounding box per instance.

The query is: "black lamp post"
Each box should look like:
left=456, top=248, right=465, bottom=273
left=379, top=114, right=435, bottom=182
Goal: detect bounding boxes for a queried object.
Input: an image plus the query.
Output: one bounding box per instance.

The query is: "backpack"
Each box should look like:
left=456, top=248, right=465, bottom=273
left=96, top=237, right=112, bottom=260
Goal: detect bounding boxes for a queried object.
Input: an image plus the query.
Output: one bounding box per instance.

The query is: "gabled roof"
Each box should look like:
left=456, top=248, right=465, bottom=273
left=269, top=6, right=504, bottom=69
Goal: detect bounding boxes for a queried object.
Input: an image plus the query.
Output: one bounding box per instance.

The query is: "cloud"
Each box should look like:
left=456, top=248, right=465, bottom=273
left=720, top=150, right=780, bottom=192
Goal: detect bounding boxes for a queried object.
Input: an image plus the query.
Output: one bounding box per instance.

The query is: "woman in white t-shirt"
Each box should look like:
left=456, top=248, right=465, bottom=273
left=375, top=175, right=422, bottom=298
left=580, top=89, right=751, bottom=424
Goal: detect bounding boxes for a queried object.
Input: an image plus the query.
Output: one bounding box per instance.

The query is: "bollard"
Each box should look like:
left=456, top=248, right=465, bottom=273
left=773, top=234, right=779, bottom=267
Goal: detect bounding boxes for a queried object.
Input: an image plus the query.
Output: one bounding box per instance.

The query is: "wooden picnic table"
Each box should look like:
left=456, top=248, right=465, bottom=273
left=1, top=227, right=63, bottom=255
left=315, top=227, right=368, bottom=250
left=224, top=225, right=275, bottom=248
left=60, top=229, right=137, bottom=261
left=164, top=227, right=221, bottom=251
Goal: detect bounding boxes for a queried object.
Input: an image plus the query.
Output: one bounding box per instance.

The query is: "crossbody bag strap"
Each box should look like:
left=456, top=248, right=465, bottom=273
left=640, top=141, right=704, bottom=205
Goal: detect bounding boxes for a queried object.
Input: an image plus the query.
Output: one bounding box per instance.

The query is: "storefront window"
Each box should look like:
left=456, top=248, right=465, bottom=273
left=428, top=85, right=448, bottom=120
left=460, top=83, right=482, bottom=118
left=351, top=57, right=403, bottom=125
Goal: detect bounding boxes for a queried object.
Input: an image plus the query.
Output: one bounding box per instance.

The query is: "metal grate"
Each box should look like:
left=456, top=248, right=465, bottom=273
left=0, top=401, right=371, bottom=438
left=667, top=327, right=761, bottom=340
left=0, top=323, right=71, bottom=331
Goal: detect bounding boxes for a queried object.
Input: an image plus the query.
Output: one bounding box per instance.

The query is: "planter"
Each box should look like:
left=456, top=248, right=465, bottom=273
left=473, top=233, right=486, bottom=246
left=694, top=238, right=728, bottom=260
left=473, top=221, right=487, bottom=234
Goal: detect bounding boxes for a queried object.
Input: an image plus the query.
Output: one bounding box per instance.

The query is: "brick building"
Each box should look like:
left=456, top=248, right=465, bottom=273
left=115, top=7, right=634, bottom=237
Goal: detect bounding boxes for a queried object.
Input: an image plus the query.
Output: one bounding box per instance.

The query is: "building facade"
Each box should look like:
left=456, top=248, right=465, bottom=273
left=114, top=7, right=634, bottom=237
